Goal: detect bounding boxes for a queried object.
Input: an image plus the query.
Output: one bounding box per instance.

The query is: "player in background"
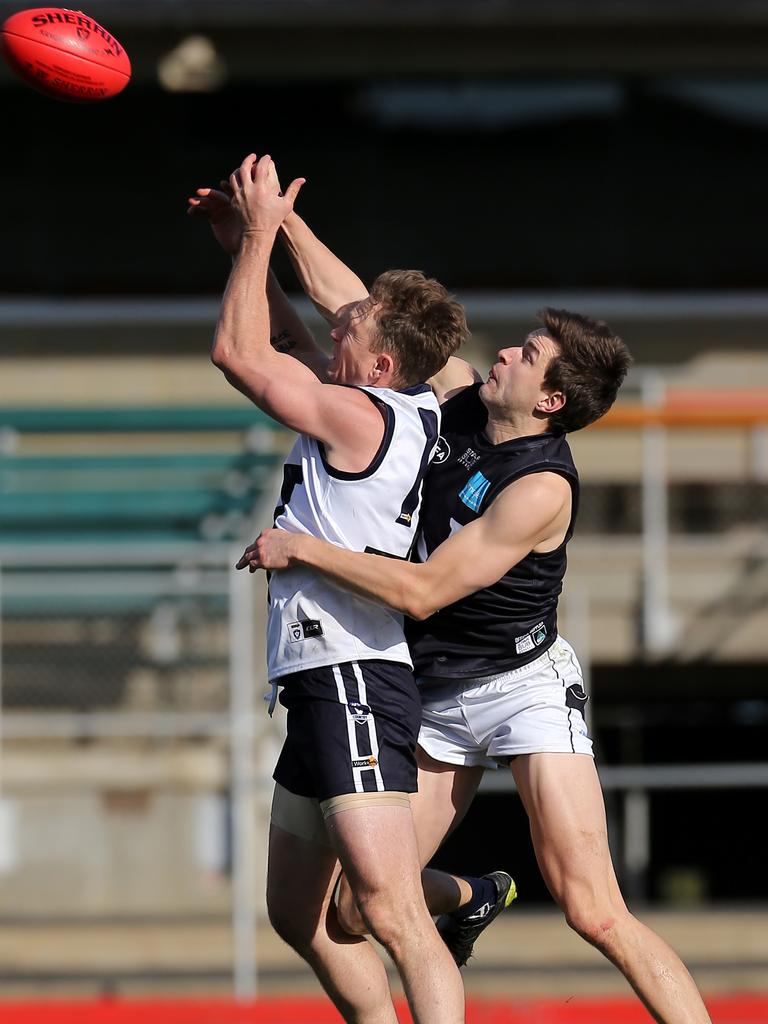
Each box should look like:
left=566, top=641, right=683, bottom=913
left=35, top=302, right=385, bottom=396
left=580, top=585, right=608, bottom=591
left=193, top=153, right=469, bottom=1024
left=241, top=287, right=713, bottom=1021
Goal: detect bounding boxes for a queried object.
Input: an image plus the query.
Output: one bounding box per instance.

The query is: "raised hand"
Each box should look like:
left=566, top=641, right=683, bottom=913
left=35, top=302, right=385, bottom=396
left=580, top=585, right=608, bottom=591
left=187, top=180, right=241, bottom=255
left=229, top=154, right=305, bottom=239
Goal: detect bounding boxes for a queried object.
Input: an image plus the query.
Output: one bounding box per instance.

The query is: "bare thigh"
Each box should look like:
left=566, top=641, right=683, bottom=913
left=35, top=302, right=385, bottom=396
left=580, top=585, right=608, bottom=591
left=410, top=745, right=485, bottom=865
left=511, top=752, right=625, bottom=912
left=334, top=748, right=483, bottom=932
left=267, top=823, right=345, bottom=944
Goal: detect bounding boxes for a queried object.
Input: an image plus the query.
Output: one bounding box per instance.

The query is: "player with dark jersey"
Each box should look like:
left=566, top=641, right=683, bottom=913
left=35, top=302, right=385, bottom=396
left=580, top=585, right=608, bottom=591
left=409, top=381, right=580, bottom=682
left=242, top=307, right=713, bottom=1024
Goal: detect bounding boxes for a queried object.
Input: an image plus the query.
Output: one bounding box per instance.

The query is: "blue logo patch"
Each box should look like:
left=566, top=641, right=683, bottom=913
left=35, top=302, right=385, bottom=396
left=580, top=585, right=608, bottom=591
left=459, top=471, right=491, bottom=512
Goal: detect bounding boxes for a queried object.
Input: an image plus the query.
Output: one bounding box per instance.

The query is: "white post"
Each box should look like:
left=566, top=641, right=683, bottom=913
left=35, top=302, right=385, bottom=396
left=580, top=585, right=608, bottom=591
left=623, top=789, right=651, bottom=901
left=229, top=553, right=257, bottom=1001
left=641, top=373, right=674, bottom=656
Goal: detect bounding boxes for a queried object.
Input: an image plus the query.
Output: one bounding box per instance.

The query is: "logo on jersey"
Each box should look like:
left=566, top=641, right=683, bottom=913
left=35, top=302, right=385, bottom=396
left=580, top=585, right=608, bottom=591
left=458, top=471, right=491, bottom=512
left=514, top=622, right=547, bottom=655
left=458, top=447, right=480, bottom=470
left=433, top=436, right=451, bottom=464
left=347, top=701, right=372, bottom=724
left=351, top=756, right=378, bottom=768
left=287, top=619, right=324, bottom=643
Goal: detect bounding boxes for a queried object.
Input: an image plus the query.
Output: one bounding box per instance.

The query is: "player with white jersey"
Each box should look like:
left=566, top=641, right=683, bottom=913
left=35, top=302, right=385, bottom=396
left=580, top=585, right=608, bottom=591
left=268, top=382, right=439, bottom=803
left=195, top=152, right=469, bottom=1024
left=268, top=382, right=438, bottom=683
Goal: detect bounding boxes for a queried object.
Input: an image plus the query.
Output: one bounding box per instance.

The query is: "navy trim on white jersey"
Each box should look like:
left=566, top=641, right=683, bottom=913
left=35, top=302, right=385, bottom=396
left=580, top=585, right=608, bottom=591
left=317, top=392, right=396, bottom=481
left=267, top=384, right=440, bottom=681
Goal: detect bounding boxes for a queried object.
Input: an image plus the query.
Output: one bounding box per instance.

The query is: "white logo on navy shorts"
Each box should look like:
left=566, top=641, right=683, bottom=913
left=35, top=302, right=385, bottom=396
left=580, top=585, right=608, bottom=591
left=347, top=701, right=372, bottom=724
left=351, top=756, right=378, bottom=768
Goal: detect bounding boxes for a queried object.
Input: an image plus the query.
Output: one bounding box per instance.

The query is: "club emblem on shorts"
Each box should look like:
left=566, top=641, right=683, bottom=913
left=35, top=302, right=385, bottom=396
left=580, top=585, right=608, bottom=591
left=433, top=436, right=451, bottom=464
left=347, top=701, right=372, bottom=724
left=287, top=619, right=324, bottom=643
left=351, top=756, right=378, bottom=768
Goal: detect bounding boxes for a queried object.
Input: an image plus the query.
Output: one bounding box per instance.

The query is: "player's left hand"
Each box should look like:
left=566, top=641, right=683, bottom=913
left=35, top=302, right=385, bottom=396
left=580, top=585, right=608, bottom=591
left=229, top=154, right=305, bottom=239
left=236, top=528, right=297, bottom=572
left=187, top=181, right=241, bottom=255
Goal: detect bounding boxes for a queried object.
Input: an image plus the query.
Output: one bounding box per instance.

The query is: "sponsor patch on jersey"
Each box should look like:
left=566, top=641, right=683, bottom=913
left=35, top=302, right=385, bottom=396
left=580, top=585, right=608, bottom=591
left=287, top=619, right=324, bottom=643
left=351, top=756, right=378, bottom=768
left=514, top=633, right=535, bottom=654
left=458, top=447, right=480, bottom=470
left=514, top=622, right=548, bottom=655
left=433, top=436, right=451, bottom=464
left=458, top=471, right=491, bottom=512
left=347, top=700, right=372, bottom=724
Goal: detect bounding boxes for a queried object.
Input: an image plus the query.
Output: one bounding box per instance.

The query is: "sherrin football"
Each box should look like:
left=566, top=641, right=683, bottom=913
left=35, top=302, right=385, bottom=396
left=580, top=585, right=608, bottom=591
left=1, top=7, right=130, bottom=101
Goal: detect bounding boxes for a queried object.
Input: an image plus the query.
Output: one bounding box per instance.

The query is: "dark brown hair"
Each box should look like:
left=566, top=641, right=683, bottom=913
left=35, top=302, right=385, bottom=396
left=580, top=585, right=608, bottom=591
left=369, top=270, right=469, bottom=387
left=538, top=307, right=632, bottom=433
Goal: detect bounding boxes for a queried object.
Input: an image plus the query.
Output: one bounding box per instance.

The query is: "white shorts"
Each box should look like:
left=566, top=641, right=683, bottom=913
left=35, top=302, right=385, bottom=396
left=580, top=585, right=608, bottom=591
left=418, top=636, right=593, bottom=769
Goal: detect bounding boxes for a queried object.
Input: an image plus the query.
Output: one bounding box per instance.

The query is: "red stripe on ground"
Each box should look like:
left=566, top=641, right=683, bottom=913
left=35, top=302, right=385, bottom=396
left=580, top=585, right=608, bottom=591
left=1, top=995, right=766, bottom=1023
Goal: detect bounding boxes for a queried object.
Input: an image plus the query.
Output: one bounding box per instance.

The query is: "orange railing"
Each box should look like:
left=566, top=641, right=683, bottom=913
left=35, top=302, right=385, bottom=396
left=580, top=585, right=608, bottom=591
left=594, top=390, right=768, bottom=429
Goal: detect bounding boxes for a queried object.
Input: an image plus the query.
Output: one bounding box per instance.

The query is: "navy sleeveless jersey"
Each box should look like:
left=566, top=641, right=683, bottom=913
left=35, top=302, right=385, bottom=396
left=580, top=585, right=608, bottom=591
left=405, top=383, right=579, bottom=680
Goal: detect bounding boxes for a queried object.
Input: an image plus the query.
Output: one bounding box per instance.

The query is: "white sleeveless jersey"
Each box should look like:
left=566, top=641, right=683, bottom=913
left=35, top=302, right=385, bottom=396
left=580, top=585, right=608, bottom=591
left=266, top=384, right=440, bottom=681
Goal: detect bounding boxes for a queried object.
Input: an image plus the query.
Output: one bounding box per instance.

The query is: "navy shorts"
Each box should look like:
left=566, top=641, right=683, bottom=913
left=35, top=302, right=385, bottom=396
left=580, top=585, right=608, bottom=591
left=273, top=660, right=422, bottom=802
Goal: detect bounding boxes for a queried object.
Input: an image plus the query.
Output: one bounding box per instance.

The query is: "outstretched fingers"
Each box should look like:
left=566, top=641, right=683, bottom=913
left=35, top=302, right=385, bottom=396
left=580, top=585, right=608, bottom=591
left=283, top=176, right=306, bottom=206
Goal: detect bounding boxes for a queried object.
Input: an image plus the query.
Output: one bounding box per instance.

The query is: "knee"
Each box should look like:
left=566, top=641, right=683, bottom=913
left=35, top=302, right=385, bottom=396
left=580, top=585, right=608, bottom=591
left=355, top=889, right=422, bottom=953
left=560, top=892, right=626, bottom=953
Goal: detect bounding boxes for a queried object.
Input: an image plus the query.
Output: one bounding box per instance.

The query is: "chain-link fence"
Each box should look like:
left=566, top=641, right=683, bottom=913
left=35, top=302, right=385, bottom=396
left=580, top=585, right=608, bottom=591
left=0, top=546, right=281, bottom=997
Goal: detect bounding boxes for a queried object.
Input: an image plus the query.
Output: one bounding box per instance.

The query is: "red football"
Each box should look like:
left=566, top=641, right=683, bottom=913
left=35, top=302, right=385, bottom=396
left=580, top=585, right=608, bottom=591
left=0, top=7, right=130, bottom=101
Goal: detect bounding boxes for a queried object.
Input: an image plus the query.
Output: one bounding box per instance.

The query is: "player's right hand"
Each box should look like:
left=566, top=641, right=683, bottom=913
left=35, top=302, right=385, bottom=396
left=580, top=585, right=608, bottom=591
left=229, top=154, right=305, bottom=239
left=236, top=528, right=297, bottom=572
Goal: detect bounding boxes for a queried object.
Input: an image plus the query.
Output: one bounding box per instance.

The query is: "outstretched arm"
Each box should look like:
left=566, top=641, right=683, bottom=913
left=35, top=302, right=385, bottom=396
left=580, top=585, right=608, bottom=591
left=427, top=357, right=483, bottom=404
left=238, top=472, right=572, bottom=618
left=279, top=211, right=369, bottom=326
left=266, top=268, right=330, bottom=379
left=211, top=154, right=386, bottom=464
left=189, top=174, right=329, bottom=377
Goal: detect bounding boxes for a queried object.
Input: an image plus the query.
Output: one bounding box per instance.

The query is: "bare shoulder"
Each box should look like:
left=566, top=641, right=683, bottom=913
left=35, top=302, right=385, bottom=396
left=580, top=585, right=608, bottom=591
left=427, top=357, right=483, bottom=405
left=317, top=383, right=390, bottom=471
left=495, top=471, right=572, bottom=512
left=485, top=471, right=572, bottom=540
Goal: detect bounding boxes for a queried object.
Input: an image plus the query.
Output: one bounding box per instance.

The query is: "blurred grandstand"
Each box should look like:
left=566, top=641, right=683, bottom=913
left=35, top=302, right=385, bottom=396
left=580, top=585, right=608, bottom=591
left=1, top=1, right=767, bottom=1022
